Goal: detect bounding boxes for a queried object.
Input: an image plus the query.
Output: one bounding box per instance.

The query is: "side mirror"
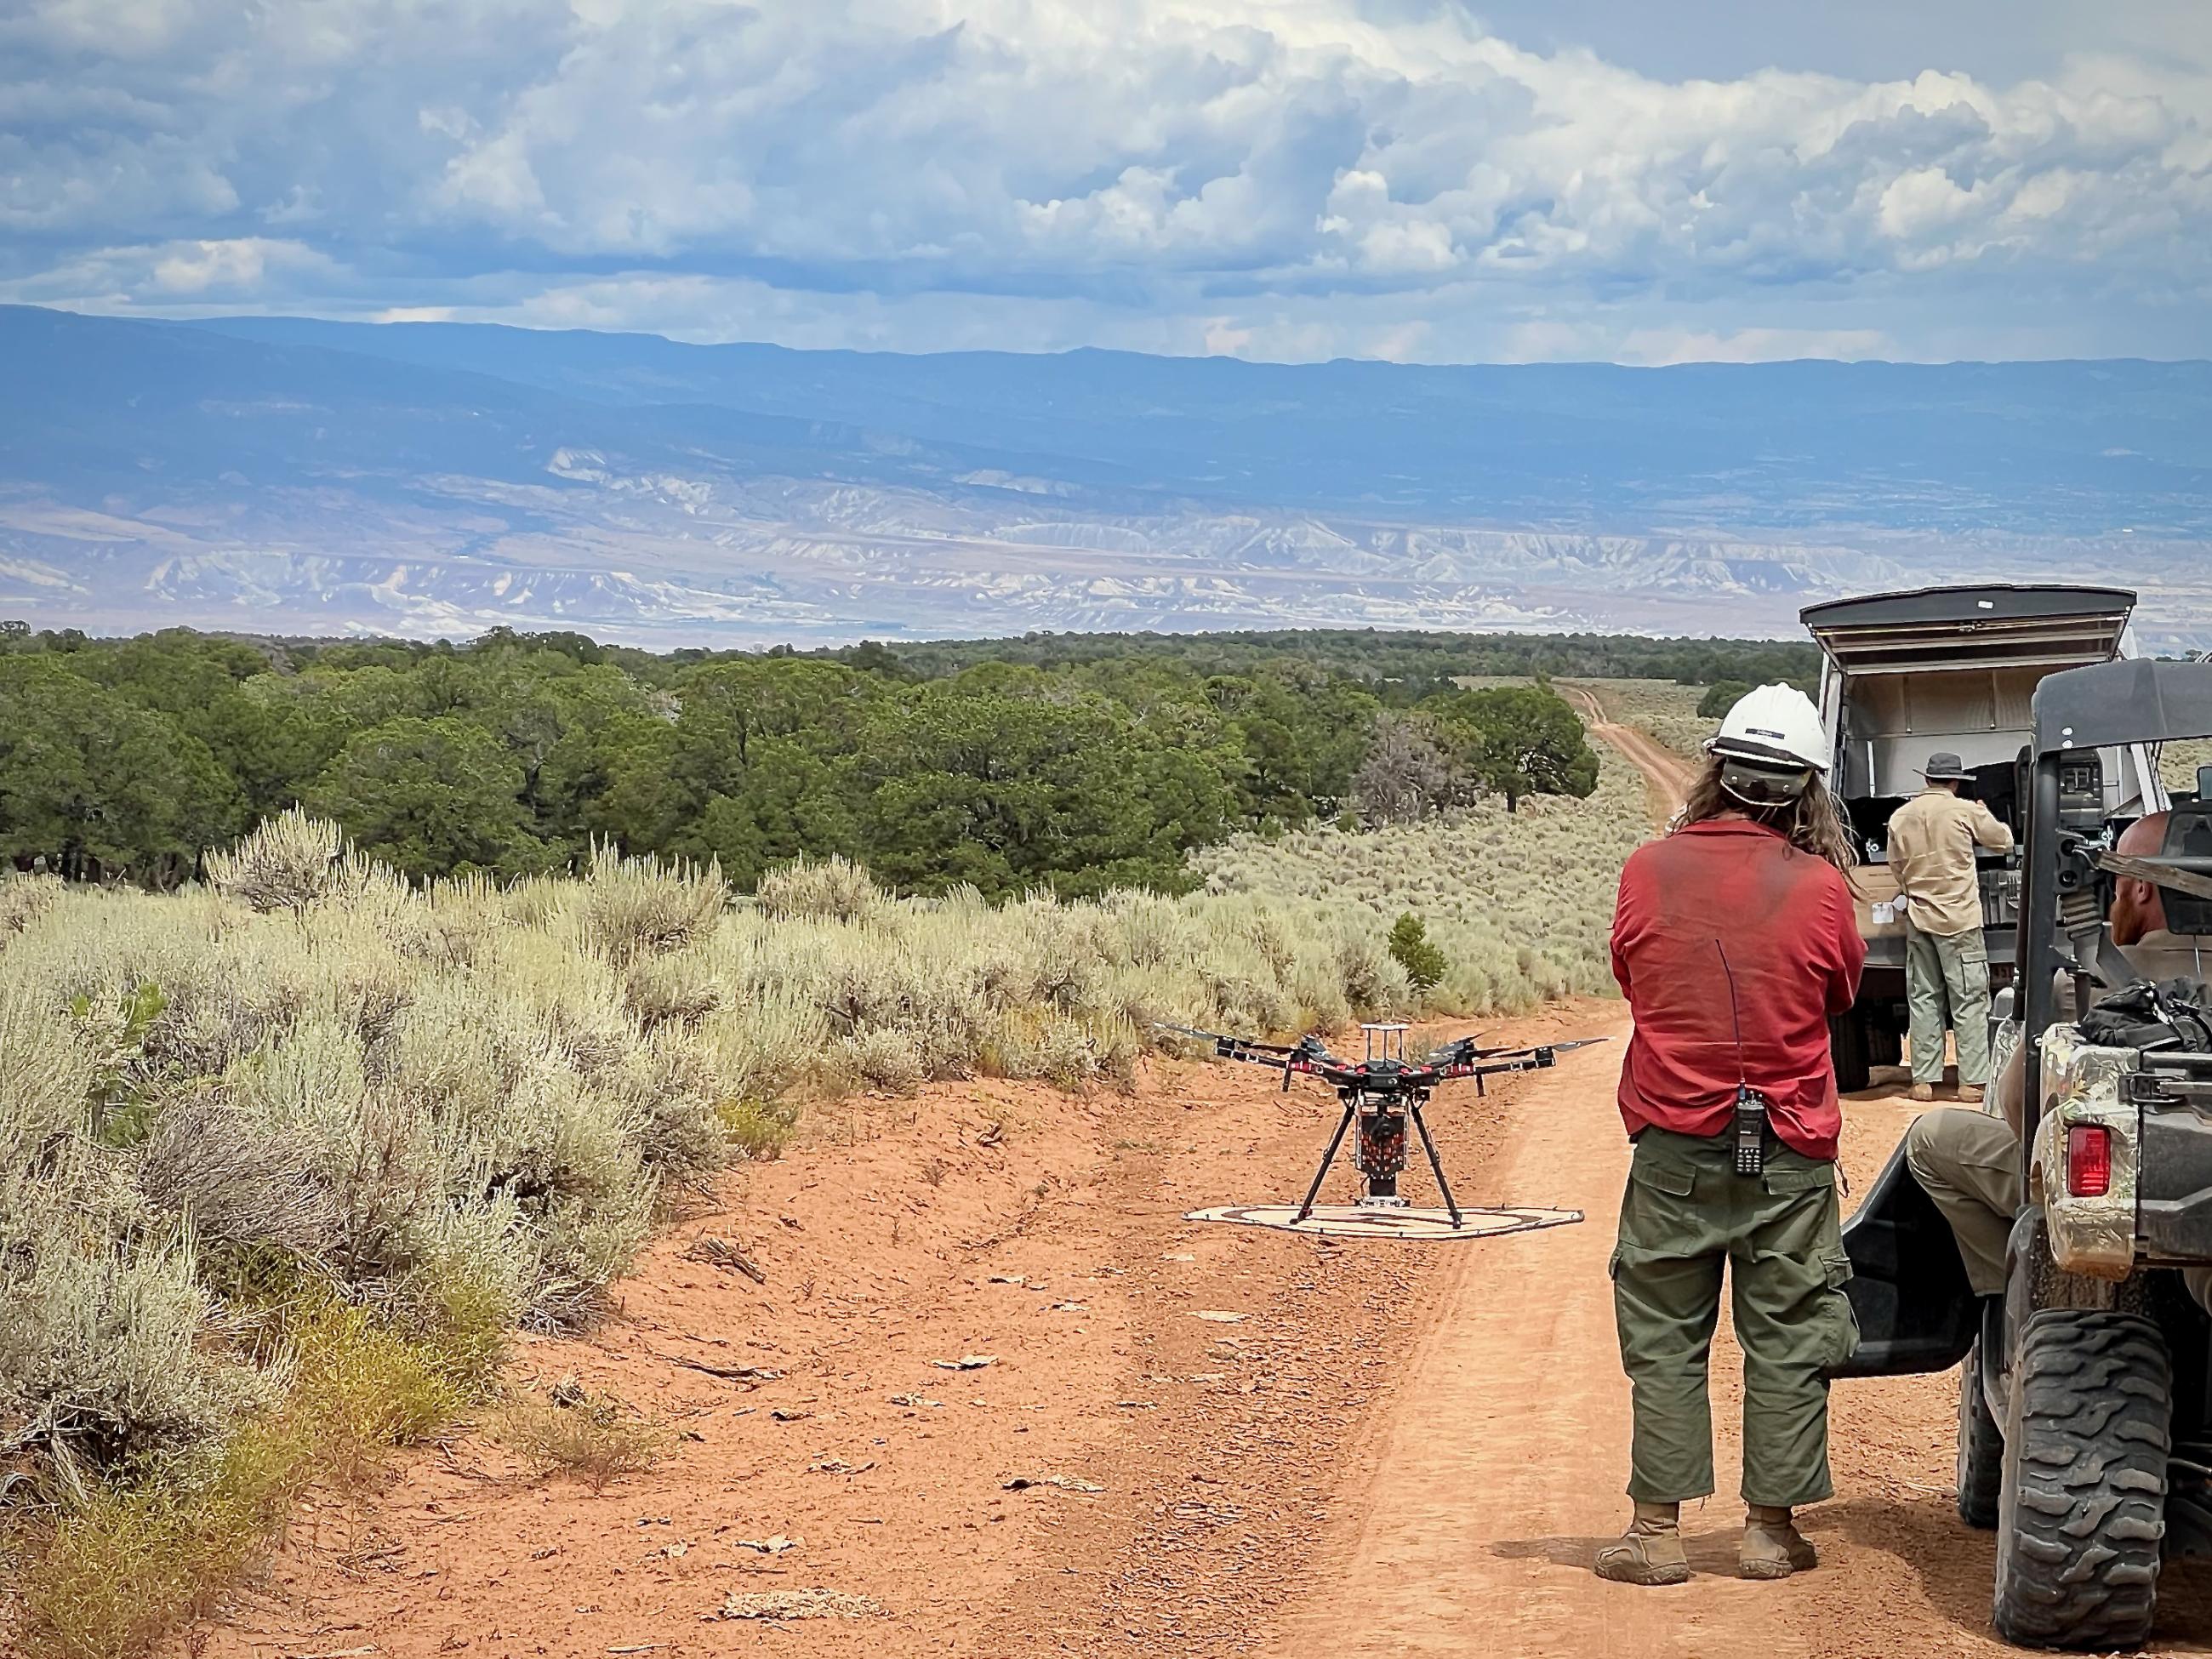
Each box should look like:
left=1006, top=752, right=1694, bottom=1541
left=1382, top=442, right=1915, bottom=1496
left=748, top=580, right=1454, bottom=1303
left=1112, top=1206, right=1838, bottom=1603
left=1993, top=985, right=2016, bottom=1022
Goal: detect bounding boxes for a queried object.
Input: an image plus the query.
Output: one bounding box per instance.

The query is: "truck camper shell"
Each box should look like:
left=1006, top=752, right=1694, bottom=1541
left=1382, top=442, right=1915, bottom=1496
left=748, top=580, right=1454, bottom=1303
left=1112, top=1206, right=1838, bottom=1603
left=1799, top=583, right=2159, bottom=1092
left=1804, top=584, right=2141, bottom=803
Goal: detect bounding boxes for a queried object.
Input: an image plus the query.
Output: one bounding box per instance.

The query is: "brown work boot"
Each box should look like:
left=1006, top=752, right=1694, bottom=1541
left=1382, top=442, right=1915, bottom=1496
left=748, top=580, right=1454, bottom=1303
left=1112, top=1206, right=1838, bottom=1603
left=1594, top=1501, right=1690, bottom=1586
left=1741, top=1505, right=1818, bottom=1579
left=1958, top=1084, right=1986, bottom=1104
left=1909, top=1082, right=1935, bottom=1103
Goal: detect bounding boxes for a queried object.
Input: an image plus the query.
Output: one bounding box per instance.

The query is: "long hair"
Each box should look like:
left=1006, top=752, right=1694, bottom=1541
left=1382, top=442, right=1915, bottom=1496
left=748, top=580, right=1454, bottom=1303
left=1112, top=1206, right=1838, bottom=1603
left=1676, top=756, right=1860, bottom=875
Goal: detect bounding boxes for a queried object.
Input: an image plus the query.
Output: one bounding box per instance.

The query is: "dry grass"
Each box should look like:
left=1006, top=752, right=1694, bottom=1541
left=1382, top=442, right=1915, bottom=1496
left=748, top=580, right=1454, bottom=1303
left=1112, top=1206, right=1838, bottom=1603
left=1190, top=745, right=1650, bottom=1013
left=496, top=1387, right=667, bottom=1492
left=15, top=1422, right=307, bottom=1659
left=1566, top=678, right=1713, bottom=757
left=14, top=1297, right=470, bottom=1659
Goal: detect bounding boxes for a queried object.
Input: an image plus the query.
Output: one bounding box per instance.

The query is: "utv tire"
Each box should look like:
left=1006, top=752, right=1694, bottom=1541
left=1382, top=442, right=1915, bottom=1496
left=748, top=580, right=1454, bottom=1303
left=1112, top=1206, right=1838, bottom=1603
left=1992, top=1310, right=2170, bottom=1650
left=1869, top=1020, right=1904, bottom=1071
left=1830, top=1012, right=1872, bottom=1096
left=1957, top=1334, right=2003, bottom=1530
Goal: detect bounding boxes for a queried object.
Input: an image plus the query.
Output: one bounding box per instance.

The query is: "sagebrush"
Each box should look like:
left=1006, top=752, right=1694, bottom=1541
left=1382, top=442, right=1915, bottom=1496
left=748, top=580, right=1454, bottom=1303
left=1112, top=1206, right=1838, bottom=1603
left=1, top=774, right=1651, bottom=1651
left=1192, top=745, right=1650, bottom=1013
left=1566, top=678, right=1714, bottom=758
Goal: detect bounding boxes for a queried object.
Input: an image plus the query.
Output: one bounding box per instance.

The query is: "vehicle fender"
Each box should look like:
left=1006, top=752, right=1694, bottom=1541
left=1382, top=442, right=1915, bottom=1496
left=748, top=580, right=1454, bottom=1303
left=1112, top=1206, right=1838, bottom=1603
left=2033, top=1025, right=2141, bottom=1280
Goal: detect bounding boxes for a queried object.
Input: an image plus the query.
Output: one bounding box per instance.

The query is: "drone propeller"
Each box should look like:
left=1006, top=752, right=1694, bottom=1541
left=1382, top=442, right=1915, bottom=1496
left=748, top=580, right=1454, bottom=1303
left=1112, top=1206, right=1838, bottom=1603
left=1426, top=1033, right=1611, bottom=1065
left=1154, top=1021, right=1299, bottom=1057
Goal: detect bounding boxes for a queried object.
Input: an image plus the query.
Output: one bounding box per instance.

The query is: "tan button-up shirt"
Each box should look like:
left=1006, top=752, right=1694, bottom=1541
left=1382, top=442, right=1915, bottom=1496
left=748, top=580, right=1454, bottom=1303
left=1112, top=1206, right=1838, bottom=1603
left=1888, top=787, right=2015, bottom=937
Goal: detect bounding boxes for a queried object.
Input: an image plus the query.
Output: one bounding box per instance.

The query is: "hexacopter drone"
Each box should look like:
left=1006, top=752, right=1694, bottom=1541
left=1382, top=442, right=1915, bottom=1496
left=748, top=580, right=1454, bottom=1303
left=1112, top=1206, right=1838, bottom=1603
left=1160, top=1021, right=1604, bottom=1240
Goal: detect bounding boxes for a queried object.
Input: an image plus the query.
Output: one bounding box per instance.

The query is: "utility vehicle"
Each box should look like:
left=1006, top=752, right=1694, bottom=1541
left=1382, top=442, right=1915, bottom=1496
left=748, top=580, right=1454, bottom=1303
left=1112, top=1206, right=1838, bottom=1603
left=1802, top=584, right=2158, bottom=1092
left=1839, top=656, right=2212, bottom=1649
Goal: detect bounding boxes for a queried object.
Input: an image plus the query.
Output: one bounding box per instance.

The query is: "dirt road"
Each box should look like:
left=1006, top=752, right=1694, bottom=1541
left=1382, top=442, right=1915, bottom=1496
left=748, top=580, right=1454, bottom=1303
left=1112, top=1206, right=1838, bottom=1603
left=1560, top=683, right=1700, bottom=816
left=185, top=715, right=2212, bottom=1658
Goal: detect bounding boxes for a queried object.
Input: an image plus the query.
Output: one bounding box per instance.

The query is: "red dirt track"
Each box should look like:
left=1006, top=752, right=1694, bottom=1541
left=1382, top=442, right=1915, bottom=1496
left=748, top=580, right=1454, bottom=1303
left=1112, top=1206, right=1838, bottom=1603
left=189, top=721, right=2212, bottom=1657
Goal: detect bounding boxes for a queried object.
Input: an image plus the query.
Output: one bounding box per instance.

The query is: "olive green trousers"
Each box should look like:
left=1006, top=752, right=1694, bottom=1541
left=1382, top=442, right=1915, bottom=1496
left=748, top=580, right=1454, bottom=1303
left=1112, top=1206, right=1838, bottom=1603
left=1611, top=1127, right=1859, bottom=1508
left=1905, top=921, right=1994, bottom=1086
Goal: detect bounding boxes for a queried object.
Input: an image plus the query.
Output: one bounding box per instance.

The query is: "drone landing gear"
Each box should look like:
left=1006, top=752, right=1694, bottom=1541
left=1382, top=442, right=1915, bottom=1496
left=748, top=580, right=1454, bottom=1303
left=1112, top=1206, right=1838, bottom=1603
left=1294, top=1097, right=1463, bottom=1229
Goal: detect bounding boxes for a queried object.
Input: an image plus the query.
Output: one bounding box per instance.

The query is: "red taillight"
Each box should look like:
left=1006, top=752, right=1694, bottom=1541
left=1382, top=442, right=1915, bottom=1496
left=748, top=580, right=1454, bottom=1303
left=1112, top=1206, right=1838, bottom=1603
left=2067, top=1125, right=2112, bottom=1199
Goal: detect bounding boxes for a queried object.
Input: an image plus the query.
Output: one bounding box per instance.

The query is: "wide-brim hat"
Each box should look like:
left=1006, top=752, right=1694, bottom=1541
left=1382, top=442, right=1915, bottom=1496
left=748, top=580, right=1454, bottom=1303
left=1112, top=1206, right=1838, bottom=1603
left=1921, top=751, right=1975, bottom=781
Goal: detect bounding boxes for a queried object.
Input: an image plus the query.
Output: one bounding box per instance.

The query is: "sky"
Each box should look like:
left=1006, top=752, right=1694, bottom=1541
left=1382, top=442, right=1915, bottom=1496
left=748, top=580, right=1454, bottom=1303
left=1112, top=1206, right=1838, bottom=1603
left=4, top=0, right=2209, bottom=364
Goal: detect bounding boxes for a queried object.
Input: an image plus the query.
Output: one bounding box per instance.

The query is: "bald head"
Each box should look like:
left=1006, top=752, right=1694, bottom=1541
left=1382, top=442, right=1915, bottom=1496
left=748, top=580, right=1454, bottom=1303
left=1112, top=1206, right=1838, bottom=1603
left=2113, top=812, right=2173, bottom=946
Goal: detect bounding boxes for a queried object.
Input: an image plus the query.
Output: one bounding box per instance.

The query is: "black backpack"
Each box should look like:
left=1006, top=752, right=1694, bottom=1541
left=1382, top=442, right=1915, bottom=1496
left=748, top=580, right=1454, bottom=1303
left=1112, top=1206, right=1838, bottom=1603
left=2078, top=978, right=2212, bottom=1055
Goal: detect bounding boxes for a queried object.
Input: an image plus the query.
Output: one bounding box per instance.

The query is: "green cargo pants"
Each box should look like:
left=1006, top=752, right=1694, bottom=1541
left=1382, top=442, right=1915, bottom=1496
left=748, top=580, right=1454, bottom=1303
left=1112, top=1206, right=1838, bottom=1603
left=1902, top=1107, right=2018, bottom=1295
left=1905, top=920, right=1993, bottom=1086
left=1611, top=1127, right=1858, bottom=1508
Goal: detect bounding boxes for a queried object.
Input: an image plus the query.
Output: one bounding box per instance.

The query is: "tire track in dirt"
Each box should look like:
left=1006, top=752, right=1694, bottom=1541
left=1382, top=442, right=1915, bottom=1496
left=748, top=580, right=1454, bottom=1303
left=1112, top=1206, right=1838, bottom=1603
left=1559, top=684, right=1699, bottom=821
left=186, top=1006, right=1599, bottom=1659
left=1253, top=689, right=2212, bottom=1656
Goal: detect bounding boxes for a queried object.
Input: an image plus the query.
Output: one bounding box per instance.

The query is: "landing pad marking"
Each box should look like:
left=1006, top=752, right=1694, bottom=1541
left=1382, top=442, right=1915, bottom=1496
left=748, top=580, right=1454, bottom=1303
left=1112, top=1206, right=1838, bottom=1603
left=1184, top=1204, right=1583, bottom=1240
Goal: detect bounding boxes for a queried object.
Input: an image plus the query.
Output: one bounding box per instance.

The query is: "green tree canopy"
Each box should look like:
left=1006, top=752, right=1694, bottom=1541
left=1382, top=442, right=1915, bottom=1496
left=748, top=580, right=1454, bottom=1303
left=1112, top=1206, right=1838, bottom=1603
left=0, top=655, right=240, bottom=882
left=1697, top=679, right=1753, bottom=719
left=1, top=620, right=1798, bottom=894
left=306, top=715, right=549, bottom=878
left=1421, top=685, right=1599, bottom=812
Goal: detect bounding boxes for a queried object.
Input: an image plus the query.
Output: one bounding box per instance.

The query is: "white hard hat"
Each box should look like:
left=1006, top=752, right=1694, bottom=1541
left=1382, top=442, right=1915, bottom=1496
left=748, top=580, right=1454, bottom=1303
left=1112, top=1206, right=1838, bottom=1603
left=1707, top=683, right=1829, bottom=774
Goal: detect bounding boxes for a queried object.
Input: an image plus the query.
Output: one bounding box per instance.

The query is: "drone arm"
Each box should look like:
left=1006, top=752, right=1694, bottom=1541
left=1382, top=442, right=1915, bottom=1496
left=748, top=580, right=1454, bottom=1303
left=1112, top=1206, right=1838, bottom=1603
left=1433, top=1035, right=1610, bottom=1082
left=1154, top=1023, right=1337, bottom=1078
left=1438, top=1050, right=1555, bottom=1081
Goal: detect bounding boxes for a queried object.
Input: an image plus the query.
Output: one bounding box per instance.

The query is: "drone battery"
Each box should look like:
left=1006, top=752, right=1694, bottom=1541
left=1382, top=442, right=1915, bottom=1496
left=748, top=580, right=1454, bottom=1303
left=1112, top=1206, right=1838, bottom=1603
left=1732, top=1085, right=1770, bottom=1177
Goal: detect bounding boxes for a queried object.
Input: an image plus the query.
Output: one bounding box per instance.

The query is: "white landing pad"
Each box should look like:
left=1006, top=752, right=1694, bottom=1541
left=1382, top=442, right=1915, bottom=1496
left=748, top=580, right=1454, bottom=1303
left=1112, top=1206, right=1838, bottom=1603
left=1184, top=1204, right=1583, bottom=1240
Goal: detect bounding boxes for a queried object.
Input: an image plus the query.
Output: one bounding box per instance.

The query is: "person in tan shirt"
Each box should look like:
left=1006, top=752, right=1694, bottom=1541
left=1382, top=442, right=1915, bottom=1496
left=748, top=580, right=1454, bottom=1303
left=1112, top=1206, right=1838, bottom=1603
left=1887, top=751, right=2015, bottom=1101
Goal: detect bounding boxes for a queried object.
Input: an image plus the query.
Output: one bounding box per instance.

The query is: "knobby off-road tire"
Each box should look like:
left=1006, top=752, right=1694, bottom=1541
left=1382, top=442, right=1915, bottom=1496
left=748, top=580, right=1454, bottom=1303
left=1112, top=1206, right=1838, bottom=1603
left=1958, top=1334, right=2004, bottom=1530
left=1868, top=1019, right=1904, bottom=1072
left=1992, top=1310, right=2171, bottom=1650
left=1830, top=1012, right=1872, bottom=1096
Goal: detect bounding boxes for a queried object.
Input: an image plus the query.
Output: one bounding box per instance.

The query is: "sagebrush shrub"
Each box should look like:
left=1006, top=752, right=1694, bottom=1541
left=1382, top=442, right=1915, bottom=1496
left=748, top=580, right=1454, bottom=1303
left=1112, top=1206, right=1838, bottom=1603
left=755, top=854, right=883, bottom=923
left=0, top=777, right=1653, bottom=1645
left=134, top=1097, right=340, bottom=1261
left=1192, top=745, right=1649, bottom=1015
left=623, top=949, right=722, bottom=1031
left=0, top=1212, right=273, bottom=1508
left=15, top=1291, right=474, bottom=1659
left=573, top=842, right=727, bottom=965
left=0, top=872, right=60, bottom=937
left=203, top=809, right=351, bottom=913
left=840, top=1026, right=926, bottom=1094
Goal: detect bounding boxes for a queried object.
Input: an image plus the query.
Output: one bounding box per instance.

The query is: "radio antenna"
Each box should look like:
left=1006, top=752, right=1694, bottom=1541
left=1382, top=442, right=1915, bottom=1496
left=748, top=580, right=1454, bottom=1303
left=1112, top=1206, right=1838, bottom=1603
left=1717, top=940, right=1769, bottom=1178
left=1717, top=941, right=1749, bottom=1087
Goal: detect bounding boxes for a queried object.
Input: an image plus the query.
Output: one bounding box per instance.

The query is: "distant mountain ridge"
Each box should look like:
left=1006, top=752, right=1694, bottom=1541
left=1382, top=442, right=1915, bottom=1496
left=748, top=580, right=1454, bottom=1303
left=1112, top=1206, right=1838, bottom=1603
left=3, top=304, right=2208, bottom=646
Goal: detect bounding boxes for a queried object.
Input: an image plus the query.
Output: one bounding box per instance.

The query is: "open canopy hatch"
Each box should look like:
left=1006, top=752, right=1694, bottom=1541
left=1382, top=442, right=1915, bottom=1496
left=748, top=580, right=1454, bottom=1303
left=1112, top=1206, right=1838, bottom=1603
left=1803, top=583, right=2146, bottom=806
left=1803, top=584, right=2136, bottom=677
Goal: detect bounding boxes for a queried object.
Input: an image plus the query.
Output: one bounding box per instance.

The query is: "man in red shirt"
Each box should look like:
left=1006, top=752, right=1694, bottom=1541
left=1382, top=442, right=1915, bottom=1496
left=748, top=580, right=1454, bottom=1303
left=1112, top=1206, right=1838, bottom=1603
left=1598, top=685, right=1866, bottom=1587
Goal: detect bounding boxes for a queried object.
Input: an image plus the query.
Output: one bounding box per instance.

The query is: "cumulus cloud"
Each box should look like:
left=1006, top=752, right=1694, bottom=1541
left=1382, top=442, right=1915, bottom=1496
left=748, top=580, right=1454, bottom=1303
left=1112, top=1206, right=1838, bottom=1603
left=0, top=0, right=2207, bottom=359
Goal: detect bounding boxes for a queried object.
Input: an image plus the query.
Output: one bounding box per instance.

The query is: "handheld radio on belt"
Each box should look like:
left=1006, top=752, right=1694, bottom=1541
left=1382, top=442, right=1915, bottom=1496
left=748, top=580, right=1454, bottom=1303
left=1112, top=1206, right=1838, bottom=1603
left=1717, top=942, right=1770, bottom=1177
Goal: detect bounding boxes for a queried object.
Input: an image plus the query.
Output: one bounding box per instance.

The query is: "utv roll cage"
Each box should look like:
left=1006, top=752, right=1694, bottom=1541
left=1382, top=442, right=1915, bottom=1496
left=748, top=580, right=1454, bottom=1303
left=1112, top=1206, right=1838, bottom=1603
left=1838, top=655, right=2212, bottom=1650
left=2020, top=658, right=2212, bottom=1126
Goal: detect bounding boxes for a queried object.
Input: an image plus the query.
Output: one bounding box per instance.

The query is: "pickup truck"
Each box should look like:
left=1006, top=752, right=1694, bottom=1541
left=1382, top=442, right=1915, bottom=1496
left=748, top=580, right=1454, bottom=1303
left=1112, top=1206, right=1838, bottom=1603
left=1801, top=583, right=2164, bottom=1092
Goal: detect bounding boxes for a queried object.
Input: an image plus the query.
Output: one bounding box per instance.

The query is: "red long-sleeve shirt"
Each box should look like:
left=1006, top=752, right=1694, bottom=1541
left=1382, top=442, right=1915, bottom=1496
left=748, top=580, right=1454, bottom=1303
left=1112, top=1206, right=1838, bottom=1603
left=1611, top=818, right=1866, bottom=1160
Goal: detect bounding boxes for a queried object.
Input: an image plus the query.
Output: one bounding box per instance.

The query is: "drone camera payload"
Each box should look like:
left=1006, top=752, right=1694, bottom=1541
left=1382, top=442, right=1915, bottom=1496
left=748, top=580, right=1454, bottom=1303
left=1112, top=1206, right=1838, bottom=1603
left=1158, top=1020, right=1604, bottom=1240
